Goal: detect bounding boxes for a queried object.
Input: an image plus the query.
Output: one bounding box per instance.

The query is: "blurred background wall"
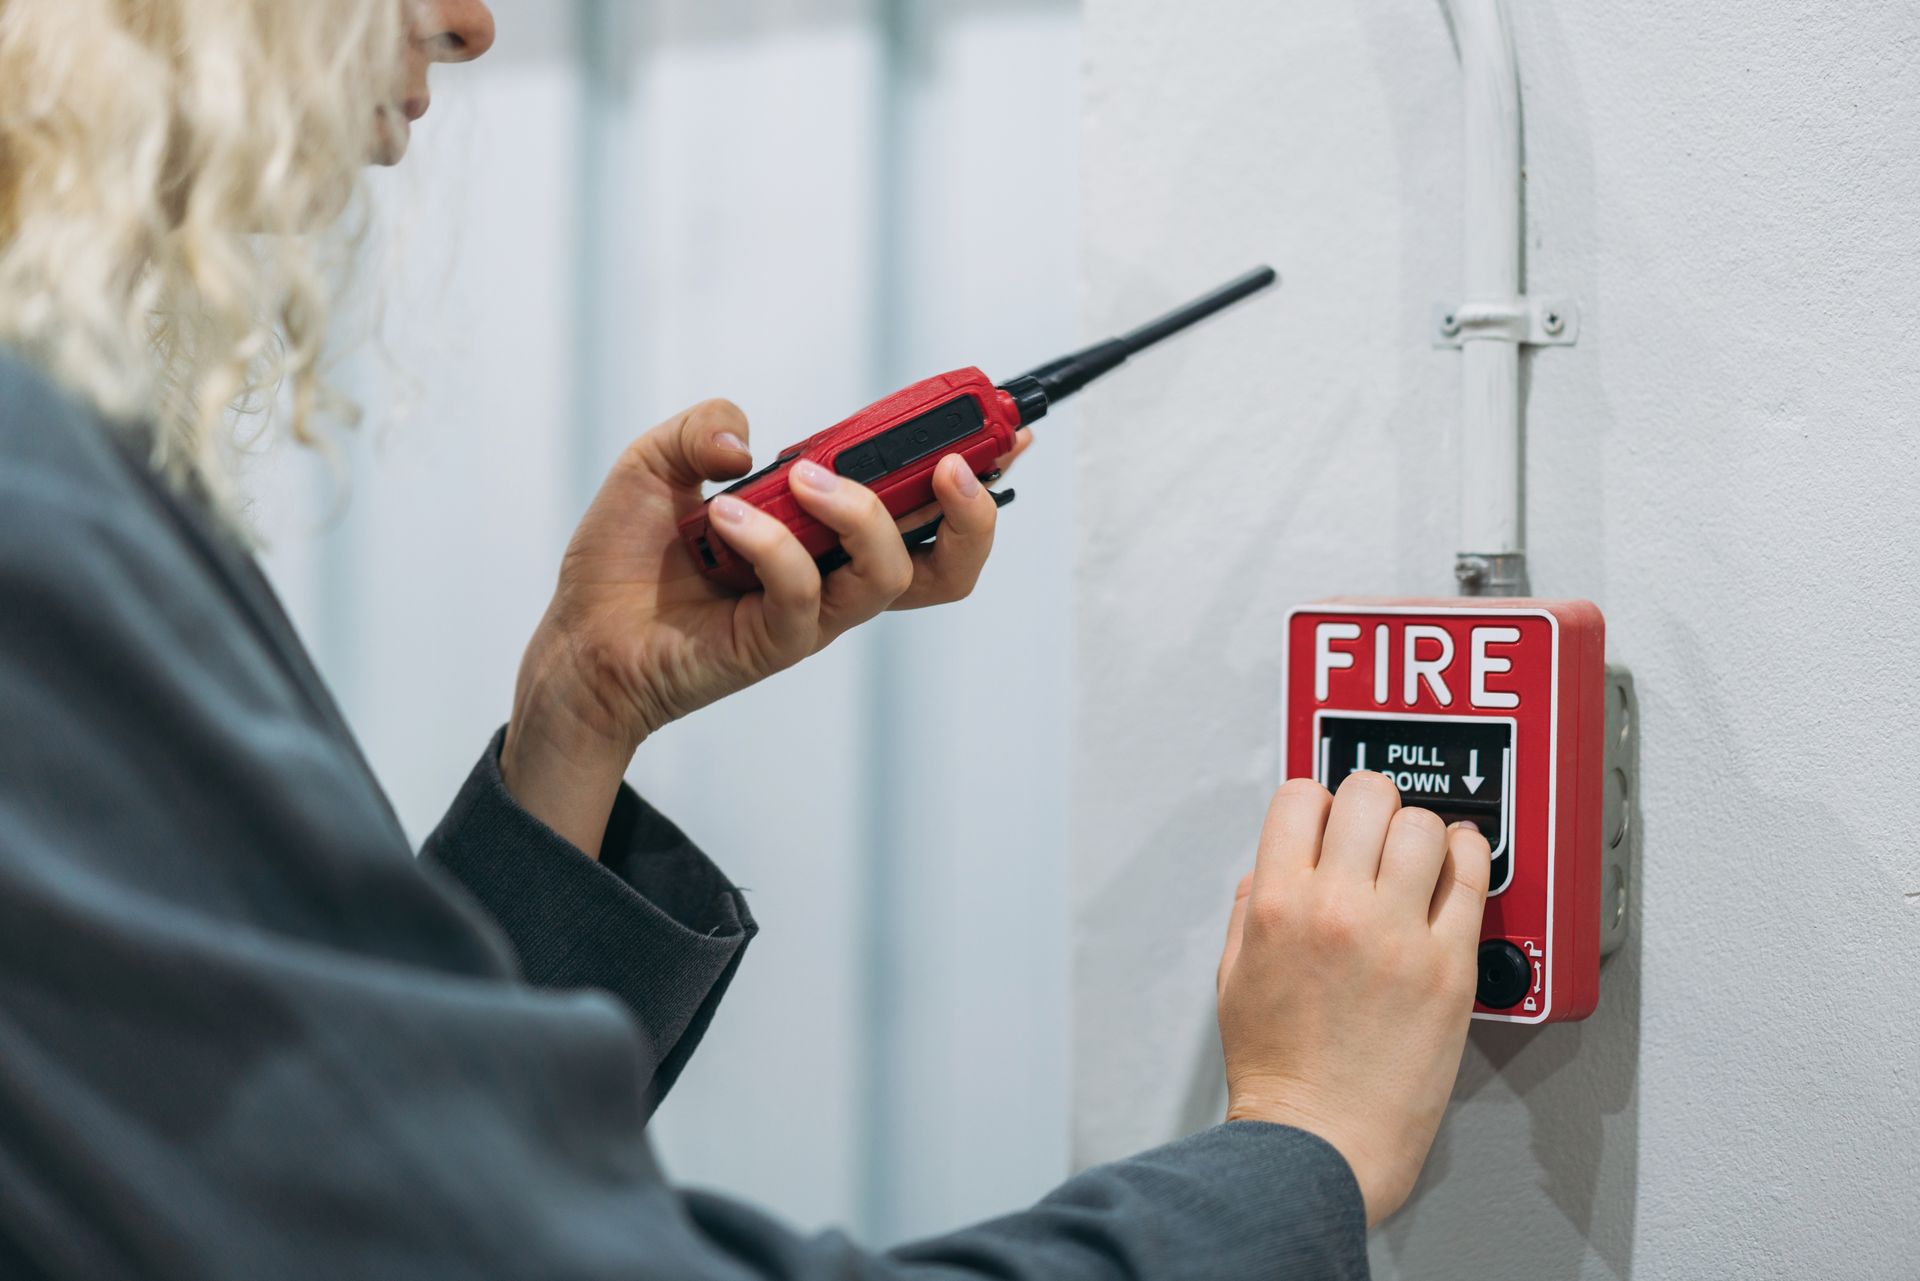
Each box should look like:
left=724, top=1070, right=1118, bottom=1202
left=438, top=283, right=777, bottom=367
left=254, top=0, right=1078, bottom=1246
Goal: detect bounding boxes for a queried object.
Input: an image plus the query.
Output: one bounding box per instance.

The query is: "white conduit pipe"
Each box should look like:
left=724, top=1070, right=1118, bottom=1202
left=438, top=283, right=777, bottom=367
left=1450, top=0, right=1528, bottom=596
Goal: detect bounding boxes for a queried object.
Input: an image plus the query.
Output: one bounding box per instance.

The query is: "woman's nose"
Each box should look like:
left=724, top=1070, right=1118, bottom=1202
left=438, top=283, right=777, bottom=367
left=414, top=0, right=496, bottom=64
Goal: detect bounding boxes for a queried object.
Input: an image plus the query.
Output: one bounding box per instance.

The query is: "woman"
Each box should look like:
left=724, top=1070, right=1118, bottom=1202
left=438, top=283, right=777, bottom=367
left=0, top=2, right=1491, bottom=1277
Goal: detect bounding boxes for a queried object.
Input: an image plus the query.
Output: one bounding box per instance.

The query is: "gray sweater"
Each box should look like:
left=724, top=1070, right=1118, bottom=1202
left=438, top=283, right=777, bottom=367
left=0, top=350, right=1369, bottom=1280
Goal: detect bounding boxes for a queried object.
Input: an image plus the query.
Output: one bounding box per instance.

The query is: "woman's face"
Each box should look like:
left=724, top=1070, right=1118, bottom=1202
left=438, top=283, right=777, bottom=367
left=380, top=0, right=497, bottom=164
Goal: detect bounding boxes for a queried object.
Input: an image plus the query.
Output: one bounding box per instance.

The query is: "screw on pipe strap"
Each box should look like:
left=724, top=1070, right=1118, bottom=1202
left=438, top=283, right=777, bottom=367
left=1432, top=296, right=1580, bottom=348
left=1454, top=552, right=1532, bottom=597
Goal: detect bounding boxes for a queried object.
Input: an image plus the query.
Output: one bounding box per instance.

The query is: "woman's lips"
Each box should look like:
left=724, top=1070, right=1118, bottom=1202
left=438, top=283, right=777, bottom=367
left=403, top=96, right=430, bottom=123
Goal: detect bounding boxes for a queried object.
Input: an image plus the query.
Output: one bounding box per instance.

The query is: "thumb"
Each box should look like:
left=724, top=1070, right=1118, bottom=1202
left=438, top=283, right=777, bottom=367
left=636, top=398, right=756, bottom=490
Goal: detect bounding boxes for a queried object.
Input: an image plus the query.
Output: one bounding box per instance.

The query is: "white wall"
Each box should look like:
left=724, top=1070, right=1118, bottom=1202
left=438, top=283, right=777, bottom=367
left=1072, top=2, right=1920, bottom=1278
left=256, top=0, right=1077, bottom=1247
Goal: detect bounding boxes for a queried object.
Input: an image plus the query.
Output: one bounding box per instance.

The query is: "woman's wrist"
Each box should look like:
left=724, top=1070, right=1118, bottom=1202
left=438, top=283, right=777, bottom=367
left=500, top=628, right=647, bottom=858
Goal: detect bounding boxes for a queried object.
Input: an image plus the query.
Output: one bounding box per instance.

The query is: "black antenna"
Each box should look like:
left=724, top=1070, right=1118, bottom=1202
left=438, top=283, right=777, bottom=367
left=999, top=266, right=1279, bottom=424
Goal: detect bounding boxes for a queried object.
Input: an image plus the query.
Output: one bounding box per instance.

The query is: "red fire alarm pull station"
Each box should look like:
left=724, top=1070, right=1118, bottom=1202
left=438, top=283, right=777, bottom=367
left=1282, top=600, right=1632, bottom=1023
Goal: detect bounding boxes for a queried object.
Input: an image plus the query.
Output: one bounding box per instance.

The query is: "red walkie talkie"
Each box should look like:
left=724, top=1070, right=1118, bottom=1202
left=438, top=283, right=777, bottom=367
left=678, top=267, right=1279, bottom=591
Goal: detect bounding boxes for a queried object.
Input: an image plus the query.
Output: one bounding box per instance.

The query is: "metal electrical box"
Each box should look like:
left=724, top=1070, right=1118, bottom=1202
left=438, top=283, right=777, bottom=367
left=1282, top=599, right=1631, bottom=1024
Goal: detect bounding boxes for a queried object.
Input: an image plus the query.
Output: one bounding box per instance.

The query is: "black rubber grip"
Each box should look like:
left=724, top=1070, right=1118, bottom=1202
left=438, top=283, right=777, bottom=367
left=833, top=396, right=984, bottom=484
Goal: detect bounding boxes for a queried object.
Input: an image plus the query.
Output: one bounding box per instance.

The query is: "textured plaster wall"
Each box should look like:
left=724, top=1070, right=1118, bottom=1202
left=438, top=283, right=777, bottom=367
left=1071, top=3, right=1920, bottom=1277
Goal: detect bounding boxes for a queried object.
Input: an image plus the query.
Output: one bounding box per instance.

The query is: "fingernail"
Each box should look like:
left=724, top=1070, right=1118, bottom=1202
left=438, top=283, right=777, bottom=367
left=792, top=459, right=839, bottom=494
left=711, top=494, right=750, bottom=526
left=950, top=456, right=982, bottom=497
left=1450, top=820, right=1481, bottom=834
left=714, top=431, right=750, bottom=455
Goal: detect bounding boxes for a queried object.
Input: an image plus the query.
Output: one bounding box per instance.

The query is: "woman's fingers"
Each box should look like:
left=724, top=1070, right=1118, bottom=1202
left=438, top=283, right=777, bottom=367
left=996, top=428, right=1034, bottom=474
left=637, top=399, right=756, bottom=489
left=1315, top=771, right=1401, bottom=882
left=704, top=446, right=1001, bottom=661
left=1248, top=777, right=1334, bottom=902
left=893, top=455, right=999, bottom=610
left=1375, top=806, right=1451, bottom=913
left=1428, top=822, right=1493, bottom=938
left=706, top=495, right=821, bottom=665
left=788, top=460, right=914, bottom=637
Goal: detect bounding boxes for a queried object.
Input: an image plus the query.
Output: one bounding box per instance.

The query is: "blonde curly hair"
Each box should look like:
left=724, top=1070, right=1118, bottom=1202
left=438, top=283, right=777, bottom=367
left=0, top=0, right=404, bottom=519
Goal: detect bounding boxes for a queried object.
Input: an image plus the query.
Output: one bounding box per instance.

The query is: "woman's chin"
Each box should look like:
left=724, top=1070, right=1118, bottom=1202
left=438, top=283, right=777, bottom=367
left=371, top=110, right=411, bottom=167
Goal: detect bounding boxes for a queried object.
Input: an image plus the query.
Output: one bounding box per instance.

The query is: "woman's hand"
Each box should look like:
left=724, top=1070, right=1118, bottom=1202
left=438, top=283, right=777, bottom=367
left=1215, top=773, right=1492, bottom=1227
left=500, top=399, right=1019, bottom=855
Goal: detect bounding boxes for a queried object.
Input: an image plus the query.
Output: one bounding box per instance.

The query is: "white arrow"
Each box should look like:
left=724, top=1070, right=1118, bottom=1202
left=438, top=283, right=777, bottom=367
left=1356, top=742, right=1367, bottom=772
left=1463, top=749, right=1484, bottom=794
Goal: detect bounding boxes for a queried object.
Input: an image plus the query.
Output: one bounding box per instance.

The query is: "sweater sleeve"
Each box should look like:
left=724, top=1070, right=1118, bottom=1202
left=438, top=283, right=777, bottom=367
left=421, top=729, right=757, bottom=1112
left=682, top=1121, right=1371, bottom=1281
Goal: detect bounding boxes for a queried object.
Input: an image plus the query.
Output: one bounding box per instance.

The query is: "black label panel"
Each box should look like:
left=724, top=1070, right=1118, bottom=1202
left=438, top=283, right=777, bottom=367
left=833, top=396, right=984, bottom=484
left=1315, top=713, right=1515, bottom=893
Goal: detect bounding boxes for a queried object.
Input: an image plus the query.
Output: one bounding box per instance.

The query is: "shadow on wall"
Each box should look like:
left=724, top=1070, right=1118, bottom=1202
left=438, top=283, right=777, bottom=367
left=1404, top=910, right=1643, bottom=1276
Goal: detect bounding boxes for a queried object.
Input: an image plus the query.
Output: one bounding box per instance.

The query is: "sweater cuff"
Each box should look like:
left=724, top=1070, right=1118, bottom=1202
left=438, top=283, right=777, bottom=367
left=1153, top=1122, right=1370, bottom=1278
left=899, top=1121, right=1368, bottom=1280
left=422, top=728, right=757, bottom=1112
